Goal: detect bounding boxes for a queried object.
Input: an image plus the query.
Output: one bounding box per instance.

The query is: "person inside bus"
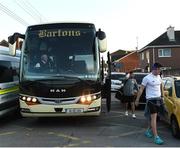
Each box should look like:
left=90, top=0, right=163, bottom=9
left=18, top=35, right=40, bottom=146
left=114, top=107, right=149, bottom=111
left=34, top=53, right=53, bottom=72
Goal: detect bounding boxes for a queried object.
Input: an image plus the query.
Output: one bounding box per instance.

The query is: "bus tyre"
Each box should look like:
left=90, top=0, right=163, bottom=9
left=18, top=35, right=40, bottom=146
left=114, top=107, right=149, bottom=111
left=171, top=116, right=180, bottom=138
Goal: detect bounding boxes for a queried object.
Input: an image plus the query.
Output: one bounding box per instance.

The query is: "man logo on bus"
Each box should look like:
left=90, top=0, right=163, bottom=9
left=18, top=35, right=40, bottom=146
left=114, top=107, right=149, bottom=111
left=50, top=89, right=66, bottom=93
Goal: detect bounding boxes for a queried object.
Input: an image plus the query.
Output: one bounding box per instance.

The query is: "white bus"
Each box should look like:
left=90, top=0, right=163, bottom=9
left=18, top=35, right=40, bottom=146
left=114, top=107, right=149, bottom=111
left=8, top=22, right=111, bottom=117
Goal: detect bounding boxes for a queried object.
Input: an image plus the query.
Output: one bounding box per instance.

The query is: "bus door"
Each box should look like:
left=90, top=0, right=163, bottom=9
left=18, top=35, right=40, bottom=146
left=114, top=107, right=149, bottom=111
left=101, top=52, right=111, bottom=112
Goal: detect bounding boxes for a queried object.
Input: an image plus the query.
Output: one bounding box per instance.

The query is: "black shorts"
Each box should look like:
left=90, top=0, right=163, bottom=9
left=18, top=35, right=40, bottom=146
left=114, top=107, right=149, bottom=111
left=147, top=100, right=160, bottom=114
left=123, top=96, right=135, bottom=103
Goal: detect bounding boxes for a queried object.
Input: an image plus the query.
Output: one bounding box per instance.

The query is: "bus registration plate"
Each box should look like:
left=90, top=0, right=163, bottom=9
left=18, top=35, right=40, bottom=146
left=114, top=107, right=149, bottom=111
left=65, top=108, right=84, bottom=113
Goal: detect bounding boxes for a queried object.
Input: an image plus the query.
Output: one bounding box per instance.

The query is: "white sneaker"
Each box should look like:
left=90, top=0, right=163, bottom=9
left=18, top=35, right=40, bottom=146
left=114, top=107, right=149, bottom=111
left=132, top=114, right=136, bottom=118
left=125, top=111, right=128, bottom=116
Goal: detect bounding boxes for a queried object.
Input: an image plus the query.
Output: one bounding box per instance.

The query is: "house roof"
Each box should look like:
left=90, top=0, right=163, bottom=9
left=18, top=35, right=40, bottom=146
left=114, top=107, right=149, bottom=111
left=139, top=31, right=180, bottom=52
left=113, top=50, right=138, bottom=63
left=110, top=49, right=132, bottom=62
left=111, top=49, right=128, bottom=54
left=0, top=40, right=9, bottom=47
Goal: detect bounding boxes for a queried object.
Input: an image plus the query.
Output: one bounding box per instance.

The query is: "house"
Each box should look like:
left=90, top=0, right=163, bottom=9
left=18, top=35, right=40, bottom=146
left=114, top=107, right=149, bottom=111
left=113, top=50, right=140, bottom=73
left=0, top=40, right=9, bottom=47
left=111, top=49, right=131, bottom=62
left=138, top=26, right=180, bottom=76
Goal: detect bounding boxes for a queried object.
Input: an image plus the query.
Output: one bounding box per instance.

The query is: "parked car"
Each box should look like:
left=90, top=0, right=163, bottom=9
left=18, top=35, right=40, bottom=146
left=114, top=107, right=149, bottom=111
left=134, top=72, right=149, bottom=86
left=163, top=76, right=180, bottom=138
left=111, top=72, right=126, bottom=92
left=0, top=46, right=20, bottom=117
left=133, top=72, right=149, bottom=106
left=115, top=72, right=148, bottom=109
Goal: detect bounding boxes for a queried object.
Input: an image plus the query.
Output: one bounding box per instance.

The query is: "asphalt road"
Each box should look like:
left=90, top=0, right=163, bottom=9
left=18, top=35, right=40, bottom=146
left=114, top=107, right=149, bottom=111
left=0, top=93, right=180, bottom=147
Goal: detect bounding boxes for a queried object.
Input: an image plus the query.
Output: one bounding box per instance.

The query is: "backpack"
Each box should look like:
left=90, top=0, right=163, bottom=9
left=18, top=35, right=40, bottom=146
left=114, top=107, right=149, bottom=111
left=123, top=78, right=138, bottom=96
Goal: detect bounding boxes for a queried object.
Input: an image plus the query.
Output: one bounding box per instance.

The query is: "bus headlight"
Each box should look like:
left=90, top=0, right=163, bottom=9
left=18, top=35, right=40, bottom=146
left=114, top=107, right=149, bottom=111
left=32, top=97, right=37, bottom=103
left=20, top=96, right=40, bottom=105
left=92, top=95, right=97, bottom=100
left=86, top=96, right=92, bottom=102
left=80, top=96, right=86, bottom=103
left=78, top=93, right=100, bottom=105
left=27, top=97, right=31, bottom=102
left=22, top=96, right=26, bottom=101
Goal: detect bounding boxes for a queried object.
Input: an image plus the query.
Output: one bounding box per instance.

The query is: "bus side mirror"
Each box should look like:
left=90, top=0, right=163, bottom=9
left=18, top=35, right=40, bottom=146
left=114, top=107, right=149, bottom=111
left=97, top=29, right=107, bottom=53
left=8, top=33, right=25, bottom=56
left=8, top=41, right=16, bottom=56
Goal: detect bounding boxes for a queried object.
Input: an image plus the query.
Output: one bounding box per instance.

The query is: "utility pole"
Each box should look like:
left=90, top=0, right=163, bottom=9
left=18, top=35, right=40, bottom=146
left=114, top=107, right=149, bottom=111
left=136, top=36, right=138, bottom=50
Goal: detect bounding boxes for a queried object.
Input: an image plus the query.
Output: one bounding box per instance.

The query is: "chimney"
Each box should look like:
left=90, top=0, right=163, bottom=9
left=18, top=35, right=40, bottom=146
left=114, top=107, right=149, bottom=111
left=167, top=26, right=175, bottom=41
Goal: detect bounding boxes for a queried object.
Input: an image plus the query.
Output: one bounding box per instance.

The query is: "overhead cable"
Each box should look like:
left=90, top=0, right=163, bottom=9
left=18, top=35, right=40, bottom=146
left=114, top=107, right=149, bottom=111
left=16, top=0, right=48, bottom=23
left=0, top=2, right=29, bottom=26
left=15, top=0, right=40, bottom=23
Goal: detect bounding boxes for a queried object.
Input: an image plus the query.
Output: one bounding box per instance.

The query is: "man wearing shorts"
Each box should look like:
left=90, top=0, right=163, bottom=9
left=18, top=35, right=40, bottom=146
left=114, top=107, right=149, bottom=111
left=135, top=63, right=164, bottom=145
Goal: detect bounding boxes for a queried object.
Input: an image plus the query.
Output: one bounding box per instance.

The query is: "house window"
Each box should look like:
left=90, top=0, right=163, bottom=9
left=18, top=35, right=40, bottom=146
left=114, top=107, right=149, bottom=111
left=141, top=53, right=144, bottom=60
left=158, top=48, right=171, bottom=57
left=146, top=51, right=149, bottom=59
left=146, top=51, right=150, bottom=63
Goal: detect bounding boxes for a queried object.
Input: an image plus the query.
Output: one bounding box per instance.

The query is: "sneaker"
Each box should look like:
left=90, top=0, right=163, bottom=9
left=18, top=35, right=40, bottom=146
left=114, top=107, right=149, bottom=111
left=132, top=114, right=136, bottom=118
left=145, top=129, right=153, bottom=138
left=125, top=111, right=128, bottom=116
left=154, top=136, right=164, bottom=145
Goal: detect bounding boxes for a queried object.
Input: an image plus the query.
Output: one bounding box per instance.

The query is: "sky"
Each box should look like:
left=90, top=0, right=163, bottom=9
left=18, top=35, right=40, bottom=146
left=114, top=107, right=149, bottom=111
left=1, top=0, right=180, bottom=53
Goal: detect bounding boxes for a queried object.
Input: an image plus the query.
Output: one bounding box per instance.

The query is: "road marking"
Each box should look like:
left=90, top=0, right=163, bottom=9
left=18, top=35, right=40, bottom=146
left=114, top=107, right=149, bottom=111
left=103, top=122, right=146, bottom=129
left=57, top=133, right=80, bottom=140
left=48, top=132, right=92, bottom=146
left=118, top=129, right=145, bottom=137
left=110, top=110, right=145, bottom=117
left=82, top=140, right=91, bottom=144
left=48, top=132, right=54, bottom=134
left=108, top=126, right=168, bottom=138
left=108, top=135, right=119, bottom=138
left=48, top=132, right=80, bottom=141
left=103, top=115, right=124, bottom=119
left=108, top=129, right=145, bottom=138
left=0, top=131, right=16, bottom=136
left=25, top=133, right=30, bottom=136
left=12, top=125, right=33, bottom=131
left=65, top=143, right=80, bottom=147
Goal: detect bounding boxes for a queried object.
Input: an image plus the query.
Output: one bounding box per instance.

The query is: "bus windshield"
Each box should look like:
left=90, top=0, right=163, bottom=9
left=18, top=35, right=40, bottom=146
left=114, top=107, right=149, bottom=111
left=21, top=28, right=99, bottom=81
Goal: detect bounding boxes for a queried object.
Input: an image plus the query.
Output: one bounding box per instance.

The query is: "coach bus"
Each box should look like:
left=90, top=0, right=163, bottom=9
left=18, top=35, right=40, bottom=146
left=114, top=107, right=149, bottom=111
left=8, top=22, right=111, bottom=117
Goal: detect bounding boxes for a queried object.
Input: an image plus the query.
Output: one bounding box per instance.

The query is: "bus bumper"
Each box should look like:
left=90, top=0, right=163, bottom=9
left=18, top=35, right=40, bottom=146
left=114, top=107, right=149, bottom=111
left=20, top=99, right=101, bottom=117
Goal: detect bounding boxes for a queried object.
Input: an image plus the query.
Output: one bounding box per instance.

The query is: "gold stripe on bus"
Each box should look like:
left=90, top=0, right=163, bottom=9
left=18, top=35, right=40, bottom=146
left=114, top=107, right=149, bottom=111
left=0, top=86, right=19, bottom=95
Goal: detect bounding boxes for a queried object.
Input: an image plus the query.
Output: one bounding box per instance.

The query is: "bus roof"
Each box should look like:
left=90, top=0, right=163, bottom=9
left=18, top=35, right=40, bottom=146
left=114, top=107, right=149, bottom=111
left=28, top=22, right=95, bottom=27
left=27, top=22, right=96, bottom=31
